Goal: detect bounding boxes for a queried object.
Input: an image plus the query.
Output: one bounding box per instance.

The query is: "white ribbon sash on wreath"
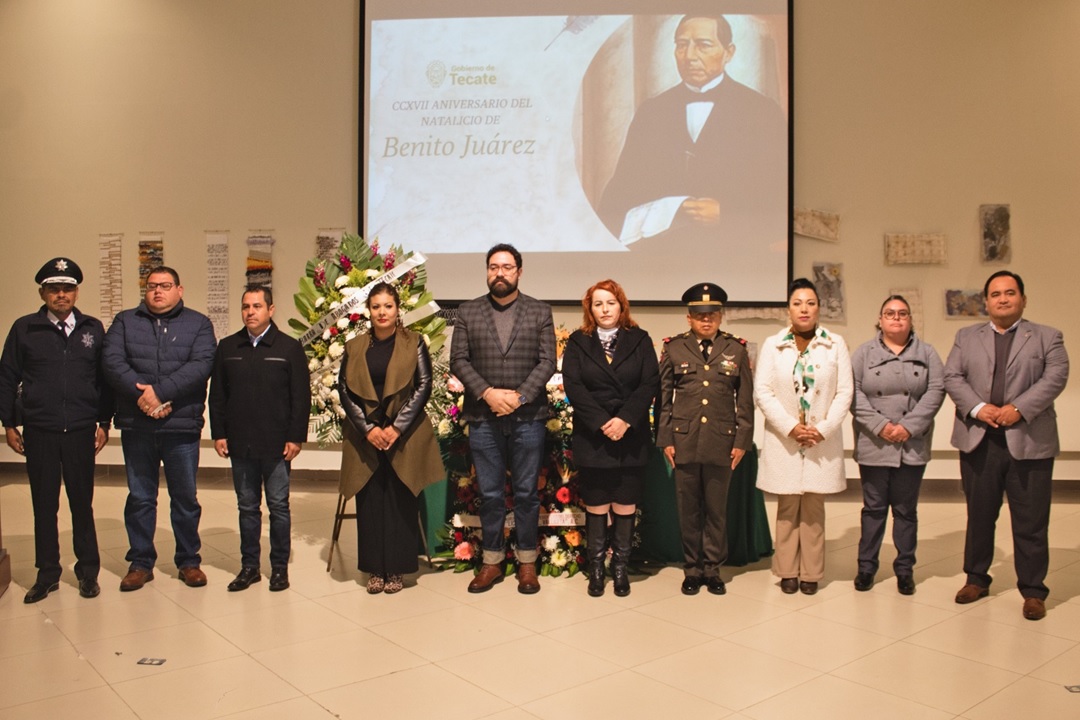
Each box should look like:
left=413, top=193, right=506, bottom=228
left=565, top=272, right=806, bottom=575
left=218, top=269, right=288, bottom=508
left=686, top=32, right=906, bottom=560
left=452, top=511, right=585, bottom=529
left=299, top=251, right=431, bottom=347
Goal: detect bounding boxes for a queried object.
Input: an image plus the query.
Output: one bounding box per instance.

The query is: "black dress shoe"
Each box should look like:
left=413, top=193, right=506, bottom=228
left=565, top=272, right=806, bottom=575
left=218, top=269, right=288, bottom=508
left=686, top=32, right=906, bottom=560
left=854, top=572, right=874, bottom=592
left=896, top=575, right=916, bottom=595
left=779, top=578, right=799, bottom=594
left=705, top=577, right=726, bottom=595
left=227, top=567, right=262, bottom=592
left=681, top=576, right=703, bottom=595
left=269, top=566, right=289, bottom=592
left=23, top=582, right=59, bottom=604
left=799, top=581, right=818, bottom=595
left=79, top=578, right=101, bottom=598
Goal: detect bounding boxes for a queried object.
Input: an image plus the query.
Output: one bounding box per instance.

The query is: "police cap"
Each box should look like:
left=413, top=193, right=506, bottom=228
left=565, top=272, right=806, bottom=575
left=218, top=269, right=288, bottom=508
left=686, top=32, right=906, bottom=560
left=35, top=257, right=83, bottom=286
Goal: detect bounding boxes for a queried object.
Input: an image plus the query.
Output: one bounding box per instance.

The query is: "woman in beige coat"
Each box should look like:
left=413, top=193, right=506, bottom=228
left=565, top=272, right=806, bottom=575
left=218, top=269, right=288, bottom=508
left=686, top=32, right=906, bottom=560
left=338, top=283, right=445, bottom=594
left=754, top=278, right=853, bottom=595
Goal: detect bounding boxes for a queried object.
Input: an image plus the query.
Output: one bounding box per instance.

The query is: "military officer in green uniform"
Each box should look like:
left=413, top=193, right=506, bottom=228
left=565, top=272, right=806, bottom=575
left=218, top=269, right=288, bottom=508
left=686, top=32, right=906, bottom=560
left=657, top=283, right=754, bottom=595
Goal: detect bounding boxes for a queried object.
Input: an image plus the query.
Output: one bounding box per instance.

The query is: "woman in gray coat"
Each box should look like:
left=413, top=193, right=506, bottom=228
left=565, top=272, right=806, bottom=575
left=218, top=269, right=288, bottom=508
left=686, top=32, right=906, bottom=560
left=851, top=295, right=944, bottom=595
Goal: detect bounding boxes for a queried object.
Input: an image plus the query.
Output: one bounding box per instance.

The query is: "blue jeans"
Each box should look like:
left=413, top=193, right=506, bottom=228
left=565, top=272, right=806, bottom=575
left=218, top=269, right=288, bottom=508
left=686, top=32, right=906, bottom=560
left=468, top=419, right=546, bottom=564
left=230, top=457, right=291, bottom=568
left=122, top=431, right=202, bottom=571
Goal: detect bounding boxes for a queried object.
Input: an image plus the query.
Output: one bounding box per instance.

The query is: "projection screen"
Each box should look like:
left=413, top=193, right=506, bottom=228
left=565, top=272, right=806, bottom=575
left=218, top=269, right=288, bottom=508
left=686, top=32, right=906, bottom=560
left=362, top=0, right=792, bottom=304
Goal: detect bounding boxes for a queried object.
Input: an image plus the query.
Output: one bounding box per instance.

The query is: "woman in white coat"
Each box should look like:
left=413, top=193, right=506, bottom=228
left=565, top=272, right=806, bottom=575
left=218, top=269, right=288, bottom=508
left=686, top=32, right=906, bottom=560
left=755, top=278, right=853, bottom=595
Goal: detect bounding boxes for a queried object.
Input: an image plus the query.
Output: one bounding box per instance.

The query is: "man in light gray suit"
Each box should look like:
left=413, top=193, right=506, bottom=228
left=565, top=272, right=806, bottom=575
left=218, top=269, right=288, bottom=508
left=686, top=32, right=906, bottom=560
left=943, top=270, right=1068, bottom=621
left=450, top=244, right=556, bottom=594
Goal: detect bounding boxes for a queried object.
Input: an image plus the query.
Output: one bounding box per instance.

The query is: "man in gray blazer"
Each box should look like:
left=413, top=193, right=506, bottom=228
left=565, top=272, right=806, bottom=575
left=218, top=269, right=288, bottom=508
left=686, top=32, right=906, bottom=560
left=943, top=271, right=1069, bottom=620
left=450, top=244, right=557, bottom=594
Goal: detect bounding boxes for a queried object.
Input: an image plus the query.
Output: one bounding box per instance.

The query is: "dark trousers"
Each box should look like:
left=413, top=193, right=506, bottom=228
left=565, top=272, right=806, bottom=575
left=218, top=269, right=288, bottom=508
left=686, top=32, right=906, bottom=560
left=355, top=456, right=420, bottom=575
left=230, top=457, right=291, bottom=568
left=857, top=463, right=925, bottom=575
left=469, top=418, right=545, bottom=563
left=23, top=426, right=100, bottom=585
left=674, top=462, right=732, bottom=578
left=960, top=433, right=1053, bottom=600
left=121, top=431, right=202, bottom=571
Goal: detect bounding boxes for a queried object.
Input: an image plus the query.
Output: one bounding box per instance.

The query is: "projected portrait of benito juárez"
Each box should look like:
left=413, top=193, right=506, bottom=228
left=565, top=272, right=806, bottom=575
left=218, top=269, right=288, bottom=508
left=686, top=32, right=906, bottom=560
left=597, top=15, right=786, bottom=247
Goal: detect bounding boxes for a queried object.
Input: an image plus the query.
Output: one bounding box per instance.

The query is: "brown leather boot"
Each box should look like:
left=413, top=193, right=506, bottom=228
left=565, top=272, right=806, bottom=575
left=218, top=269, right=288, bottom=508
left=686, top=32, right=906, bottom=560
left=467, top=563, right=504, bottom=593
left=516, top=561, right=540, bottom=594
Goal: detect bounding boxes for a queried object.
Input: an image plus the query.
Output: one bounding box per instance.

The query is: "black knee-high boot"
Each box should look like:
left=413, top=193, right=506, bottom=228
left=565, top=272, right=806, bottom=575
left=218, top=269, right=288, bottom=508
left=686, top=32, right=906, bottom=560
left=585, top=511, right=609, bottom=597
left=611, top=512, right=635, bottom=597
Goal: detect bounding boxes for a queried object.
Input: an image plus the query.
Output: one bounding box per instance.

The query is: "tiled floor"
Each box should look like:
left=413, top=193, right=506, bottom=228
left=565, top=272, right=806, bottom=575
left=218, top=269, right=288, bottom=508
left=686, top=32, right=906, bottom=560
left=2, top=469, right=1080, bottom=719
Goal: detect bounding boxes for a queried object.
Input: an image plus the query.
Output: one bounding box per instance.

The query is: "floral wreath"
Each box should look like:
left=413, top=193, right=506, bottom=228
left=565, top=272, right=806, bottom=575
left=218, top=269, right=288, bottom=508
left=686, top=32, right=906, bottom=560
left=290, top=233, right=446, bottom=445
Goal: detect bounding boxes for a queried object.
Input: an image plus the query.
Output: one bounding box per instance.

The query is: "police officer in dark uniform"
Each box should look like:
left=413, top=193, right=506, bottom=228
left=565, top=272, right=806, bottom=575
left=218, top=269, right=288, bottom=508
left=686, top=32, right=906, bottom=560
left=657, top=283, right=754, bottom=595
left=0, top=258, right=113, bottom=603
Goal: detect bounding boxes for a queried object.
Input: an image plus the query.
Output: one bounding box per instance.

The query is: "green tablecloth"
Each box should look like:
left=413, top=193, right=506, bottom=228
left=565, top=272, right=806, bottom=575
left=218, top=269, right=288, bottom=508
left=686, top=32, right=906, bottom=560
left=420, top=443, right=773, bottom=566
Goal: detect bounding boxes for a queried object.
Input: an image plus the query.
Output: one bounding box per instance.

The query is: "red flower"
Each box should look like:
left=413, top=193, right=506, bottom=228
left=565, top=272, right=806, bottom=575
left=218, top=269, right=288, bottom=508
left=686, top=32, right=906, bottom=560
left=329, top=327, right=339, bottom=336
left=555, top=486, right=571, bottom=503
left=349, top=313, right=360, bottom=323
left=339, top=254, right=352, bottom=271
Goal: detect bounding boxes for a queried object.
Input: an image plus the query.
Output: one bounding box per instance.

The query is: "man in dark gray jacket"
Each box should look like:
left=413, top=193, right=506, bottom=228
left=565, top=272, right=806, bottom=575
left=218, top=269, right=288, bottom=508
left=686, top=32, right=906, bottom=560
left=450, top=244, right=556, bottom=594
left=944, top=270, right=1068, bottom=621
left=103, top=266, right=216, bottom=591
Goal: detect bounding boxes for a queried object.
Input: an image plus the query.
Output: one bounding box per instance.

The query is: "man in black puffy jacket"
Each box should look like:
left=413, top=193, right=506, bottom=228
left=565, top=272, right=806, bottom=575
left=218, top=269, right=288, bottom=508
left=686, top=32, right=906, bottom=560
left=0, top=257, right=113, bottom=603
left=103, top=266, right=216, bottom=592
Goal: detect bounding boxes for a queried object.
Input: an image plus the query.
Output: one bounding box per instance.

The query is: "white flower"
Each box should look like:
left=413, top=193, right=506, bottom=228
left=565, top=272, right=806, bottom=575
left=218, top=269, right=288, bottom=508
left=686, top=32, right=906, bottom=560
left=451, top=513, right=463, bottom=528
left=334, top=405, right=346, bottom=418
left=337, top=316, right=350, bottom=329
left=341, top=286, right=359, bottom=298
left=345, top=330, right=357, bottom=342
left=358, top=306, right=370, bottom=318
left=308, top=358, right=319, bottom=372
left=322, top=328, right=331, bottom=341
left=408, top=293, right=421, bottom=306
left=364, top=269, right=381, bottom=279
left=321, top=372, right=336, bottom=388
left=315, top=297, right=326, bottom=308
left=550, top=549, right=569, bottom=568
left=447, top=375, right=464, bottom=393
left=329, top=301, right=341, bottom=311
left=438, top=419, right=452, bottom=436
left=335, top=275, right=351, bottom=289
left=328, top=343, right=344, bottom=360
left=542, top=535, right=560, bottom=552
left=329, top=389, right=340, bottom=404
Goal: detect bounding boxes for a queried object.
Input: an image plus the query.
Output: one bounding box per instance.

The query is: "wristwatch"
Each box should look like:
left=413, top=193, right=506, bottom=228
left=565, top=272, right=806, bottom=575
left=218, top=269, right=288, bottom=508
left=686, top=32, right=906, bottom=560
left=518, top=394, right=527, bottom=407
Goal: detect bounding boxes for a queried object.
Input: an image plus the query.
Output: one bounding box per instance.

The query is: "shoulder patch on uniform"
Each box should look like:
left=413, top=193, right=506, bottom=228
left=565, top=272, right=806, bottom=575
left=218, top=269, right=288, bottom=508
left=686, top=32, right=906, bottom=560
left=663, top=331, right=692, bottom=344
left=720, top=330, right=748, bottom=346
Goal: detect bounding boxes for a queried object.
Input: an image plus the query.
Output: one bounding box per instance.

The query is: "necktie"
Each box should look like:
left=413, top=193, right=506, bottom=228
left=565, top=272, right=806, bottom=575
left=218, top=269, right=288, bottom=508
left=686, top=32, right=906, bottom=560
left=57, top=321, right=67, bottom=337
left=701, top=339, right=712, bottom=361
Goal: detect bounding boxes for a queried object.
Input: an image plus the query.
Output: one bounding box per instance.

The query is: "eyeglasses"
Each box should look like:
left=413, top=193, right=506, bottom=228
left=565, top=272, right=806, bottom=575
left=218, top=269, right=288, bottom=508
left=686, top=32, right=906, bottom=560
left=882, top=310, right=910, bottom=319
left=487, top=264, right=517, bottom=274
left=145, top=282, right=175, bottom=291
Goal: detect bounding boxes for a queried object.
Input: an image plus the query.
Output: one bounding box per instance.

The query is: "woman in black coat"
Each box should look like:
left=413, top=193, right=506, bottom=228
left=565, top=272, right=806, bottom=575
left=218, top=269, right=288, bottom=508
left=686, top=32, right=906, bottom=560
left=561, top=279, right=659, bottom=597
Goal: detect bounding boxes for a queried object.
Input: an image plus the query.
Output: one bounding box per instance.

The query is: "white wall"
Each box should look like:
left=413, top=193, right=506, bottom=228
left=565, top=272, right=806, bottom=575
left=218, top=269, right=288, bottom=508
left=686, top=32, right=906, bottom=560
left=1, top=0, right=1078, bottom=476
